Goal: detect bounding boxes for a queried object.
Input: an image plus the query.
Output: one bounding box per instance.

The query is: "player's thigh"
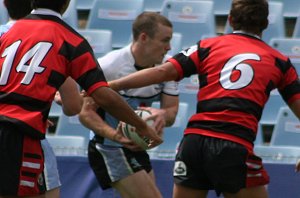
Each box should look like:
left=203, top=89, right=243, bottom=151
left=112, top=170, right=162, bottom=198
left=223, top=185, right=268, bottom=198
left=173, top=184, right=208, bottom=198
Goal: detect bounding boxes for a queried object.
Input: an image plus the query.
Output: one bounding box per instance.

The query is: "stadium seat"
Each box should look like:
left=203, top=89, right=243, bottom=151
left=224, top=2, right=285, bottom=44
left=76, top=0, right=95, bottom=10
left=254, top=124, right=264, bottom=145
left=49, top=101, right=63, bottom=118
left=254, top=145, right=300, bottom=164
left=0, top=1, right=8, bottom=25
left=148, top=102, right=188, bottom=159
left=143, top=0, right=164, bottom=12
left=212, top=0, right=231, bottom=16
left=62, top=0, right=78, bottom=28
left=293, top=14, right=300, bottom=38
left=269, top=38, right=300, bottom=73
left=161, top=0, right=216, bottom=49
left=86, top=0, right=144, bottom=49
left=178, top=74, right=199, bottom=119
left=168, top=32, right=182, bottom=56
left=77, top=29, right=112, bottom=58
left=270, top=0, right=300, bottom=18
left=269, top=106, right=300, bottom=147
left=260, top=89, right=287, bottom=126
left=55, top=114, right=91, bottom=148
left=46, top=135, right=87, bottom=156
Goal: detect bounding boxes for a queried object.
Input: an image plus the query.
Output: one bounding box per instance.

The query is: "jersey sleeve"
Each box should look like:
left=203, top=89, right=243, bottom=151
left=66, top=39, right=108, bottom=95
left=167, top=44, right=200, bottom=81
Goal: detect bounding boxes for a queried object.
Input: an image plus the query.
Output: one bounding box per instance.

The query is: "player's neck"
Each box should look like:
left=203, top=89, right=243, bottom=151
left=131, top=43, right=154, bottom=68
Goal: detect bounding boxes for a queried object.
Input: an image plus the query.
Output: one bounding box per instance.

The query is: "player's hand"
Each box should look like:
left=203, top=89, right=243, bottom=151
left=136, top=124, right=163, bottom=148
left=138, top=106, right=166, bottom=133
left=82, top=96, right=99, bottom=111
left=54, top=91, right=62, bottom=105
left=46, top=119, right=54, bottom=128
left=115, top=123, right=144, bottom=151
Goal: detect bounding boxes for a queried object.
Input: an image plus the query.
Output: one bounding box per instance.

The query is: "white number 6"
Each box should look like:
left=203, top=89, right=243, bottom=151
left=220, top=53, right=260, bottom=90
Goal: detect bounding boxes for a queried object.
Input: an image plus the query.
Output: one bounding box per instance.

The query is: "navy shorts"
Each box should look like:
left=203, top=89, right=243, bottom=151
left=88, top=138, right=152, bottom=190
left=173, top=134, right=269, bottom=195
left=0, top=123, right=46, bottom=196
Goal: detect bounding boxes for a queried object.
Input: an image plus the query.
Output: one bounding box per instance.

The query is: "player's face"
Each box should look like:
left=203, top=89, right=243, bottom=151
left=145, top=24, right=172, bottom=65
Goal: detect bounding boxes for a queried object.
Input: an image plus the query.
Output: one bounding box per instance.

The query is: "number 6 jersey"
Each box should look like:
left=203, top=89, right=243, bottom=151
left=169, top=32, right=300, bottom=151
left=0, top=9, right=107, bottom=139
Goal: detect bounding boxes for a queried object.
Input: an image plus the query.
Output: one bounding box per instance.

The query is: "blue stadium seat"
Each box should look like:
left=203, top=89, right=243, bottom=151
left=0, top=1, right=8, bottom=25
left=86, top=0, right=144, bottom=49
left=178, top=74, right=199, bottom=119
left=168, top=32, right=182, bottom=56
left=76, top=0, right=95, bottom=10
left=55, top=114, right=91, bottom=148
left=161, top=0, right=216, bottom=49
left=293, top=14, right=300, bottom=38
left=62, top=0, right=78, bottom=28
left=254, top=124, right=264, bottom=145
left=212, top=0, right=231, bottom=16
left=148, top=102, right=188, bottom=159
left=77, top=29, right=112, bottom=58
left=49, top=101, right=62, bottom=117
left=254, top=145, right=300, bottom=164
left=270, top=0, right=300, bottom=18
left=143, top=0, right=164, bottom=12
left=46, top=135, right=87, bottom=156
left=260, top=89, right=287, bottom=126
left=269, top=106, right=300, bottom=147
left=224, top=2, right=285, bottom=44
left=269, top=38, right=300, bottom=73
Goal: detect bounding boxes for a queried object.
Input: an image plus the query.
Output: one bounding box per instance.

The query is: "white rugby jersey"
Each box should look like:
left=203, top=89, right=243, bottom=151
left=93, top=44, right=179, bottom=146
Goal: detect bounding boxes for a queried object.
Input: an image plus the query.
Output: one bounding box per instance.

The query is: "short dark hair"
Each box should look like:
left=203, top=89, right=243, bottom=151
left=230, top=0, right=269, bottom=34
left=31, top=0, right=69, bottom=13
left=132, top=12, right=172, bottom=41
left=4, top=0, right=32, bottom=20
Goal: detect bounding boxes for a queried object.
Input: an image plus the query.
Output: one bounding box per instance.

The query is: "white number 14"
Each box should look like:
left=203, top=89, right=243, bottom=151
left=0, top=41, right=52, bottom=85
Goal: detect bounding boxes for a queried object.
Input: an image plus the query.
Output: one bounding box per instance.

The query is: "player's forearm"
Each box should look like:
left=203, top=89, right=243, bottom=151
left=109, top=63, right=177, bottom=91
left=78, top=107, right=117, bottom=141
left=163, top=106, right=178, bottom=127
left=91, top=87, right=148, bottom=132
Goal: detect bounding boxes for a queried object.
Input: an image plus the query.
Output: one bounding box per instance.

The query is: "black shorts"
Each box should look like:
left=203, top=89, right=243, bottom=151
left=88, top=138, right=152, bottom=190
left=173, top=134, right=269, bottom=195
left=0, top=123, right=46, bottom=196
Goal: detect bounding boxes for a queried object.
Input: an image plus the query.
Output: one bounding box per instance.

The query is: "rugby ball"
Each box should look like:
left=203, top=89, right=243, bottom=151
left=121, top=109, right=154, bottom=150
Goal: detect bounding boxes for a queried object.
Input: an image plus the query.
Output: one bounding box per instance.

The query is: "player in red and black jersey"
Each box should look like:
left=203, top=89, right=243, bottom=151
left=110, top=0, right=300, bottom=197
left=0, top=0, right=161, bottom=196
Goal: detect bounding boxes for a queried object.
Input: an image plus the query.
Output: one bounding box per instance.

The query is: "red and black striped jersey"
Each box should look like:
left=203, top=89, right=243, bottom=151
left=169, top=33, right=300, bottom=150
left=0, top=11, right=107, bottom=139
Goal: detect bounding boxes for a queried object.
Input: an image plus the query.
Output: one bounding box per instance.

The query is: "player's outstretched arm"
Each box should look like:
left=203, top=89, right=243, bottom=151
left=91, top=87, right=163, bottom=146
left=109, top=62, right=178, bottom=91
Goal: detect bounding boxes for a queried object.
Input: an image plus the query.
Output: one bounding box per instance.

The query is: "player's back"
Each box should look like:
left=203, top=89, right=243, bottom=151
left=177, top=33, right=299, bottom=149
left=0, top=12, right=100, bottom=139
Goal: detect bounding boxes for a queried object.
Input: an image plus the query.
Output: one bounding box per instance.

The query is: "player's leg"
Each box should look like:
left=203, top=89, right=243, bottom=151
left=41, top=140, right=60, bottom=198
left=173, top=135, right=212, bottom=198
left=223, top=185, right=268, bottom=198
left=173, top=184, right=208, bottom=198
left=112, top=170, right=162, bottom=198
left=88, top=139, right=162, bottom=198
left=0, top=123, right=46, bottom=197
left=203, top=139, right=270, bottom=198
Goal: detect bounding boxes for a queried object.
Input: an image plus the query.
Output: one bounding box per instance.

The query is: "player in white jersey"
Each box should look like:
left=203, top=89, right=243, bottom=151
left=79, top=12, right=179, bottom=198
